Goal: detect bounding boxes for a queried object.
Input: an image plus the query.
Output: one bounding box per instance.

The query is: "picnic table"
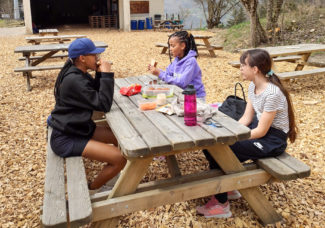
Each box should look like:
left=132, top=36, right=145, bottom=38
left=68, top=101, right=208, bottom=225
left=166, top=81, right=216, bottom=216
left=25, top=34, right=87, bottom=45
left=42, top=74, right=310, bottom=227
left=14, top=41, right=108, bottom=91
left=230, top=43, right=325, bottom=81
left=39, top=29, right=59, bottom=36
left=153, top=20, right=184, bottom=31
left=156, top=34, right=223, bottom=57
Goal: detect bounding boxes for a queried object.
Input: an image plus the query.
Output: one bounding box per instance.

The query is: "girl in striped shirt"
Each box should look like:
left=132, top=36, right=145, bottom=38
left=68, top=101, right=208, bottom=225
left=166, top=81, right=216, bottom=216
left=197, top=49, right=298, bottom=218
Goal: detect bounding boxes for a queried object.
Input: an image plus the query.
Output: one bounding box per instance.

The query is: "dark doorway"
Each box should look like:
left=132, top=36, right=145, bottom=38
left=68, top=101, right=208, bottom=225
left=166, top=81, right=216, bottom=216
left=31, top=0, right=118, bottom=28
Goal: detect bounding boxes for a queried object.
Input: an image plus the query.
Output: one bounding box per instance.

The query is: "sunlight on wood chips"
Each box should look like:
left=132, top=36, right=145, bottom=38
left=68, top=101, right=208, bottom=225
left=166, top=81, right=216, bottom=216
left=0, top=28, right=324, bottom=227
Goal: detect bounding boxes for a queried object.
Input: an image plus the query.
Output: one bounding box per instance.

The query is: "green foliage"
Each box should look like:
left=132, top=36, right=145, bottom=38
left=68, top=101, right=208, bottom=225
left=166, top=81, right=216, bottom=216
left=226, top=5, right=247, bottom=27
left=223, top=21, right=250, bottom=51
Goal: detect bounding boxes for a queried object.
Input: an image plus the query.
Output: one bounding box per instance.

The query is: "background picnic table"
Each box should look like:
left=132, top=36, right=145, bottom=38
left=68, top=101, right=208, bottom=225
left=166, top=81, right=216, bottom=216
left=2, top=29, right=325, bottom=227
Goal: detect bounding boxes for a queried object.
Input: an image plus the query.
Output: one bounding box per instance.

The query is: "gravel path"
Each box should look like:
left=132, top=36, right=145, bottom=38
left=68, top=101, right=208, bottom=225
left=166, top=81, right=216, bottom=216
left=0, top=26, right=25, bottom=37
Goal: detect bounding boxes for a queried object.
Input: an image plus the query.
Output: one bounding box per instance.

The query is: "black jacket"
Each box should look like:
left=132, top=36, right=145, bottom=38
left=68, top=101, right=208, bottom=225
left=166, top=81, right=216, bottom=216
left=50, top=65, right=114, bottom=137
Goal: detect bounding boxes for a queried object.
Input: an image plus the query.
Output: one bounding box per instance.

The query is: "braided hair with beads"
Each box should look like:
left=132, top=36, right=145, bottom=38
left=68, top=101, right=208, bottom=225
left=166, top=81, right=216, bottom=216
left=167, top=31, right=198, bottom=62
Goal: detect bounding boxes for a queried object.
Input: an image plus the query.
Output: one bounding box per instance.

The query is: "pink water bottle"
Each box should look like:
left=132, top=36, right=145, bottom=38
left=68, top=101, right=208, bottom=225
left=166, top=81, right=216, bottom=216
left=182, top=84, right=197, bottom=126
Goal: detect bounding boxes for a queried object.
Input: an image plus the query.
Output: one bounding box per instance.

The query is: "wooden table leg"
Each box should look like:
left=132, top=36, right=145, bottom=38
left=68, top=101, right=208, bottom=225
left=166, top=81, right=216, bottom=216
left=166, top=155, right=181, bottom=177
left=202, top=39, right=216, bottom=57
left=161, top=46, right=168, bottom=54
left=92, top=157, right=153, bottom=227
left=207, top=144, right=282, bottom=225
left=23, top=53, right=32, bottom=91
left=295, top=53, right=311, bottom=71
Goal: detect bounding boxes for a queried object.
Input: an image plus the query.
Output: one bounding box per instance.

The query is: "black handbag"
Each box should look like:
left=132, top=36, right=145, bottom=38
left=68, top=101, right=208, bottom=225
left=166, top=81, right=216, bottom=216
left=219, top=82, right=246, bottom=121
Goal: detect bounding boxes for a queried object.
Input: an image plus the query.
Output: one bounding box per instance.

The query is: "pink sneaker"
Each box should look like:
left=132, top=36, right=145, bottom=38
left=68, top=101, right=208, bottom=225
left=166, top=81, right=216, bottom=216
left=227, top=190, right=241, bottom=200
left=204, top=201, right=232, bottom=218
left=196, top=196, right=219, bottom=215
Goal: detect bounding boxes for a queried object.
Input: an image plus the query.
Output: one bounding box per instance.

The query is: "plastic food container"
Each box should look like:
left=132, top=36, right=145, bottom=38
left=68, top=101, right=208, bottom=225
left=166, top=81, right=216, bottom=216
left=142, top=85, right=174, bottom=98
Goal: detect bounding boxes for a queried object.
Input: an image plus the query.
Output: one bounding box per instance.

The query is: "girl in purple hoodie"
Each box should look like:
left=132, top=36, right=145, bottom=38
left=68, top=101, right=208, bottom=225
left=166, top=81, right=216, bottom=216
left=148, top=31, right=206, bottom=99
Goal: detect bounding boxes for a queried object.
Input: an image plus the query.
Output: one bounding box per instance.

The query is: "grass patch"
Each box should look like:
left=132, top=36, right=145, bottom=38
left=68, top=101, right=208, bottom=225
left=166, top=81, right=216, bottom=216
left=0, top=19, right=24, bottom=28
left=223, top=21, right=250, bottom=51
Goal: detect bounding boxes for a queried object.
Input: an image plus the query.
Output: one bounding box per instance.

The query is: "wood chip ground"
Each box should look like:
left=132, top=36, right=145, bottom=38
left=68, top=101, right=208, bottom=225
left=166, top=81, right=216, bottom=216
left=0, top=28, right=324, bottom=227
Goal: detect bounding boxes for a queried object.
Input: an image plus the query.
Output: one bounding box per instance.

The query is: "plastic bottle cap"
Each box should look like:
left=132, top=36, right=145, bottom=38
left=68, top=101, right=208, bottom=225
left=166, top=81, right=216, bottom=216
left=182, top=84, right=196, bottom=95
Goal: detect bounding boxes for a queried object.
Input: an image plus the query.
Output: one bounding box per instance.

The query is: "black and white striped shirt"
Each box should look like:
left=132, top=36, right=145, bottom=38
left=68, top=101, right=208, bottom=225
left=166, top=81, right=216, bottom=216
left=248, top=82, right=289, bottom=133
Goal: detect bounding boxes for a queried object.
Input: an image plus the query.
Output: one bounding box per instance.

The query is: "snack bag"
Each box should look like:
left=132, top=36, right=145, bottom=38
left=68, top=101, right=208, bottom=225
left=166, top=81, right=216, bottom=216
left=120, top=84, right=142, bottom=96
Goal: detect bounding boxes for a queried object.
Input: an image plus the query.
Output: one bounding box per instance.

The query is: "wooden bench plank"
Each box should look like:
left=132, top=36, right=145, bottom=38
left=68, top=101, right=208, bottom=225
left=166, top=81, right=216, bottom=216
left=257, top=152, right=311, bottom=181
left=229, top=55, right=302, bottom=68
left=42, top=127, right=67, bottom=227
left=276, top=152, right=310, bottom=178
left=25, top=34, right=86, bottom=41
left=277, top=67, right=325, bottom=80
left=196, top=43, right=223, bottom=50
left=18, top=54, right=68, bottom=61
left=92, top=169, right=271, bottom=221
left=14, top=65, right=64, bottom=72
left=66, top=157, right=92, bottom=227
left=257, top=157, right=298, bottom=181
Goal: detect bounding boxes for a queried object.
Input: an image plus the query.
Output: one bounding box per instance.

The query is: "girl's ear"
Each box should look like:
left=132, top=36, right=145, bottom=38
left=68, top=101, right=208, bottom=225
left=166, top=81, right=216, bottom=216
left=180, top=42, right=186, bottom=50
left=79, top=55, right=86, bottom=63
left=253, top=66, right=259, bottom=74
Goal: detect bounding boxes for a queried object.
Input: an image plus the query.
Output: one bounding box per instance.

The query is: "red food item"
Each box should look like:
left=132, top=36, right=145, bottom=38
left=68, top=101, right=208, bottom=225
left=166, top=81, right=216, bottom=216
left=120, top=84, right=142, bottom=96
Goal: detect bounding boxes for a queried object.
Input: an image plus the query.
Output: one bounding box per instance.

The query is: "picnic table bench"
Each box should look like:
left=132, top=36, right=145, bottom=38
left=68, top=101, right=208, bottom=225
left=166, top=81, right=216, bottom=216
left=25, top=34, right=87, bottom=45
left=156, top=35, right=223, bottom=57
left=153, top=20, right=184, bottom=31
left=42, top=75, right=310, bottom=227
left=14, top=41, right=108, bottom=91
left=234, top=44, right=325, bottom=81
left=228, top=55, right=302, bottom=68
left=39, top=29, right=59, bottom=36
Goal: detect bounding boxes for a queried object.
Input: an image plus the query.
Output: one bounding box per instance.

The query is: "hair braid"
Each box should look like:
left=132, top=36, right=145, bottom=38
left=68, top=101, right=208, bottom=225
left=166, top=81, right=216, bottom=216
left=54, top=58, right=75, bottom=101
left=167, top=31, right=198, bottom=62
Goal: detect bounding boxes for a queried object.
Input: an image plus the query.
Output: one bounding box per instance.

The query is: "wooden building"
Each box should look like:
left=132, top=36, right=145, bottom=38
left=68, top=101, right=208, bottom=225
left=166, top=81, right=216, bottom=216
left=22, top=0, right=164, bottom=33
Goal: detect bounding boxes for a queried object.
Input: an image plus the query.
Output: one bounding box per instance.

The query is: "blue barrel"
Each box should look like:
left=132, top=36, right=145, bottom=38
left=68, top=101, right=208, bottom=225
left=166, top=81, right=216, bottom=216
left=165, top=21, right=171, bottom=29
left=131, top=20, right=137, bottom=30
left=146, top=17, right=153, bottom=29
left=138, top=20, right=145, bottom=30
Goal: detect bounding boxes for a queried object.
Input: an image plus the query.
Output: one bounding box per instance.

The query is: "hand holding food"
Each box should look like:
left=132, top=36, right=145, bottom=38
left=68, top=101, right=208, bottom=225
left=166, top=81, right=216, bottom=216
left=97, top=59, right=112, bottom=73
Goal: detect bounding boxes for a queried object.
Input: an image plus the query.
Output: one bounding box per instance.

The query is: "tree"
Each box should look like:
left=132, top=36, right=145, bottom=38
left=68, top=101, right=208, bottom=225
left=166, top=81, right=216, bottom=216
left=240, top=0, right=268, bottom=47
left=195, top=0, right=240, bottom=28
left=227, top=4, right=247, bottom=27
left=266, top=0, right=284, bottom=43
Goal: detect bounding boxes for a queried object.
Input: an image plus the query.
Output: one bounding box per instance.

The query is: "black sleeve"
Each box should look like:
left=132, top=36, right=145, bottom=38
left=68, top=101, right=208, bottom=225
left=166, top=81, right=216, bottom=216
left=93, top=72, right=102, bottom=91
left=59, top=72, right=115, bottom=112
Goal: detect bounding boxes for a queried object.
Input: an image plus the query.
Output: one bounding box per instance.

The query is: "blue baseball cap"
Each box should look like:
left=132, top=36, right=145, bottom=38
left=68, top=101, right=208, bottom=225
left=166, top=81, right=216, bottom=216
left=68, top=38, right=105, bottom=58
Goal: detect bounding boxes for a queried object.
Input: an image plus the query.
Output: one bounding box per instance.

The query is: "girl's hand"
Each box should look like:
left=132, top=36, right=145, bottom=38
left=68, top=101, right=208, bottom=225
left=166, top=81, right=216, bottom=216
left=97, top=59, right=112, bottom=73
left=148, top=64, right=160, bottom=77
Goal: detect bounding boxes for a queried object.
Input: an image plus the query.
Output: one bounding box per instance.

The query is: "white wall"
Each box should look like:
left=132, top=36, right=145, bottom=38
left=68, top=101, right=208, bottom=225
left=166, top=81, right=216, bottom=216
left=23, top=0, right=32, bottom=34
left=130, top=0, right=164, bottom=21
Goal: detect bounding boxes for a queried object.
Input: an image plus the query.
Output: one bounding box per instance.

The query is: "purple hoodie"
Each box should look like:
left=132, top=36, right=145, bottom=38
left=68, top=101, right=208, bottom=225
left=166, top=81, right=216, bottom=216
left=158, top=50, right=206, bottom=98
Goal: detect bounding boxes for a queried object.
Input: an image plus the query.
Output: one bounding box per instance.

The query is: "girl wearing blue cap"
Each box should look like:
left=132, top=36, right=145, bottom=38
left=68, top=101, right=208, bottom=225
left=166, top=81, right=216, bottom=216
left=48, top=38, right=126, bottom=193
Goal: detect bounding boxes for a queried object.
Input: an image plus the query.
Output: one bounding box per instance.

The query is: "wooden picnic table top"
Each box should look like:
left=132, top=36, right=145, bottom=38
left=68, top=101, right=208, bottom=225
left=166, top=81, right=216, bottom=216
left=25, top=34, right=87, bottom=41
left=106, top=75, right=250, bottom=158
left=14, top=41, right=108, bottom=54
left=96, top=75, right=284, bottom=226
left=241, top=43, right=325, bottom=57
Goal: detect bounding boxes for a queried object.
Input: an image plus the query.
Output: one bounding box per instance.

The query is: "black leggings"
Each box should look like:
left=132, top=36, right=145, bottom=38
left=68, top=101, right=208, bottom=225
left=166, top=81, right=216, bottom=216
left=203, top=119, right=287, bottom=203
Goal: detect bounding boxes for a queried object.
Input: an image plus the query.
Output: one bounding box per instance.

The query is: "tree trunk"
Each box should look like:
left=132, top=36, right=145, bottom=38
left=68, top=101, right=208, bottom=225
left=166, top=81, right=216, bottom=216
left=266, top=0, right=284, bottom=43
left=266, top=0, right=274, bottom=31
left=241, top=0, right=268, bottom=47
